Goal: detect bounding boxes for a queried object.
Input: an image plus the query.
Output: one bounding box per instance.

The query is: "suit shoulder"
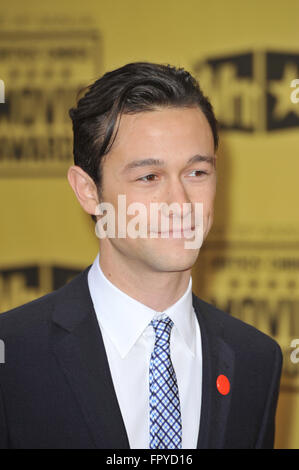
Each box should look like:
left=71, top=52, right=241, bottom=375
left=193, top=294, right=282, bottom=359
left=0, top=288, right=57, bottom=336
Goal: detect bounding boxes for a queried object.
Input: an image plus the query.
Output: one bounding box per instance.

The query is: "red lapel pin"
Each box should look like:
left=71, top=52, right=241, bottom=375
left=216, top=374, right=230, bottom=395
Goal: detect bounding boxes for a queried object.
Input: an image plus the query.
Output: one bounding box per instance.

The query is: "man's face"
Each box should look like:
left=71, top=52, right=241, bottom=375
left=98, top=106, right=217, bottom=274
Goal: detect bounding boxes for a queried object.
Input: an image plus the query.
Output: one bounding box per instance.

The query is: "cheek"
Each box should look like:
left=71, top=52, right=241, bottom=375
left=205, top=191, right=216, bottom=212
left=204, top=179, right=217, bottom=204
left=194, top=184, right=216, bottom=212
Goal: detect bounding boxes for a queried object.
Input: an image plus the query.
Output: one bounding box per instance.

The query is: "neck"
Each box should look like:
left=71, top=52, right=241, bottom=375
left=98, top=244, right=191, bottom=312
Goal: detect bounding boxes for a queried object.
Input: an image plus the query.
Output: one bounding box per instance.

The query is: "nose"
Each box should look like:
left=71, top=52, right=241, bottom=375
left=162, top=178, right=192, bottom=220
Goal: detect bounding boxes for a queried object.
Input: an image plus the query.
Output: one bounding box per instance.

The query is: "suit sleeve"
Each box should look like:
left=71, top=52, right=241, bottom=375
left=0, top=383, right=9, bottom=449
left=255, top=342, right=283, bottom=449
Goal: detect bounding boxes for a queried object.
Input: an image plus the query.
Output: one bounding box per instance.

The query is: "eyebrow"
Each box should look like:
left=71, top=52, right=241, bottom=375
left=122, top=154, right=216, bottom=172
left=187, top=155, right=216, bottom=166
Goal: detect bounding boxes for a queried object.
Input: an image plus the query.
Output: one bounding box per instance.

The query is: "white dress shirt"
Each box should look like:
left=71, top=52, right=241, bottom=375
left=87, top=253, right=202, bottom=449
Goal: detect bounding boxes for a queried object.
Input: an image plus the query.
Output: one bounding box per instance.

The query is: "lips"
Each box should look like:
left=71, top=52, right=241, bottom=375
left=150, top=226, right=196, bottom=236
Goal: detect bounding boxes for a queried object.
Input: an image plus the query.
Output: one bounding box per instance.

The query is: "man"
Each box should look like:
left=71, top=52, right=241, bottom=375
left=0, top=62, right=282, bottom=449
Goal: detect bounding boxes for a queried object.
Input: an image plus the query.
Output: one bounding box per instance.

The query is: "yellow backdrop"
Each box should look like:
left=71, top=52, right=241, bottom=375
left=0, top=0, right=298, bottom=449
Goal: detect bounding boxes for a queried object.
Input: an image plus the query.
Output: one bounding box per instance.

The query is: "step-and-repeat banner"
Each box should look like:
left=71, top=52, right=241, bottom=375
left=0, top=0, right=298, bottom=448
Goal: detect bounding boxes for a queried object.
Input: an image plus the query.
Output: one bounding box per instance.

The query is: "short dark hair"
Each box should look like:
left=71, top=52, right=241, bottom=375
left=69, top=61, right=219, bottom=222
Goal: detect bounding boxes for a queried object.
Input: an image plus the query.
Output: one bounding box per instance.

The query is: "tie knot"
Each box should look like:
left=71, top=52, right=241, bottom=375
left=151, top=316, right=174, bottom=345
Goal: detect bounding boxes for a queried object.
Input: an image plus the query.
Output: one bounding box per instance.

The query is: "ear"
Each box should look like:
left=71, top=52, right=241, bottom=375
left=67, top=165, right=99, bottom=216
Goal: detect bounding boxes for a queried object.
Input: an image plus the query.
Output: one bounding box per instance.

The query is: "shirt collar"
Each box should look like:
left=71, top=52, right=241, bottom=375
left=88, top=253, right=196, bottom=358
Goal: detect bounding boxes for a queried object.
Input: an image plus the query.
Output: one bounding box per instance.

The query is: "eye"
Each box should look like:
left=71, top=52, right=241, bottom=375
left=137, top=174, right=158, bottom=182
left=188, top=170, right=208, bottom=177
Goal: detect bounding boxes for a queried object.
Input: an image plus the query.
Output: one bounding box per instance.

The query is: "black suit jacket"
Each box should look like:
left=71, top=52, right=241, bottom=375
left=0, top=265, right=282, bottom=449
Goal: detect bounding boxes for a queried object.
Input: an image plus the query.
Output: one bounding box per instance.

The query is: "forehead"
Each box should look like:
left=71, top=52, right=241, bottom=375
left=109, top=106, right=215, bottom=158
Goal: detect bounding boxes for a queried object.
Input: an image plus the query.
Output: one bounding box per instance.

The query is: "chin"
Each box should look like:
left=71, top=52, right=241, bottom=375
left=149, top=248, right=200, bottom=273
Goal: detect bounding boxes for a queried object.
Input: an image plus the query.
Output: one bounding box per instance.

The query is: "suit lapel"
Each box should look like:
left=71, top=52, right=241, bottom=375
left=51, top=266, right=130, bottom=449
left=193, top=294, right=235, bottom=449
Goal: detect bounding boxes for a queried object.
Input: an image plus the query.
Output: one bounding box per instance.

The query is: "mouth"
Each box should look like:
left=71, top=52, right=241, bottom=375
left=149, top=226, right=196, bottom=237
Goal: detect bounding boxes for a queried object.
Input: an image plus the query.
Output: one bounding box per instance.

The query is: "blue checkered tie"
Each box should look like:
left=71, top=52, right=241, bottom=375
left=149, top=316, right=182, bottom=449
